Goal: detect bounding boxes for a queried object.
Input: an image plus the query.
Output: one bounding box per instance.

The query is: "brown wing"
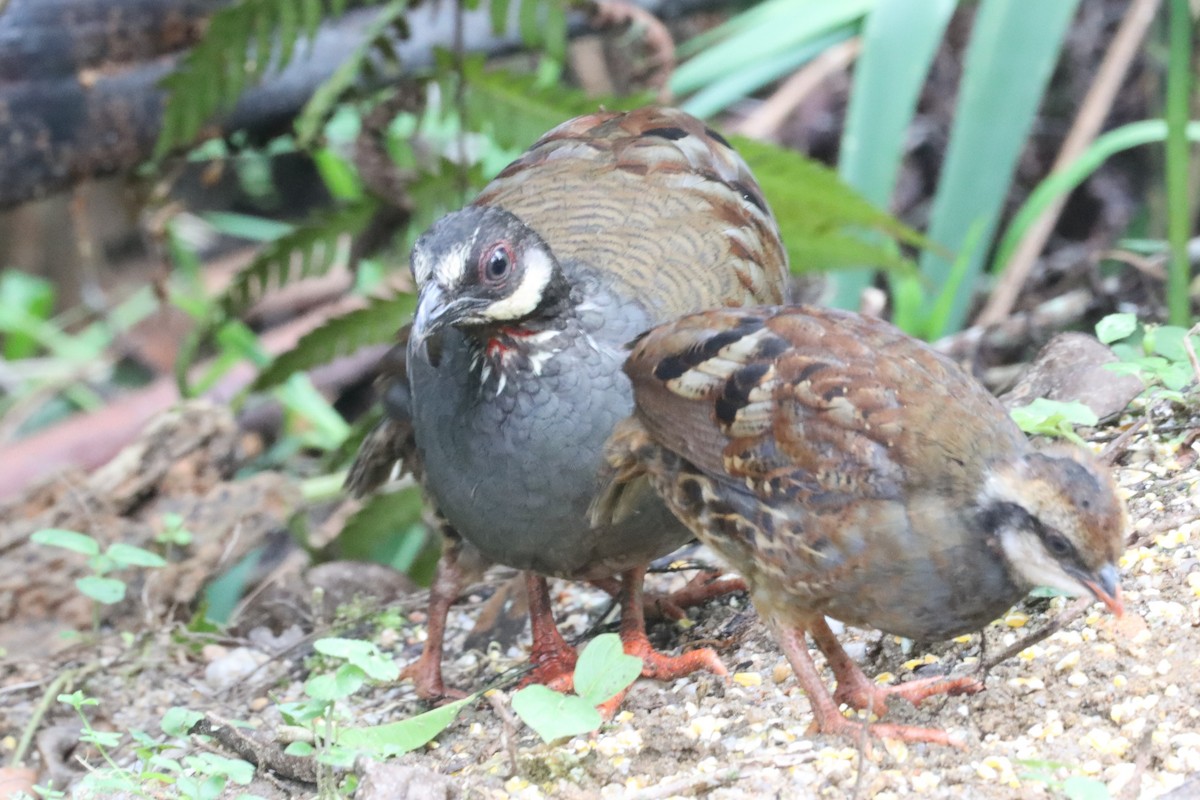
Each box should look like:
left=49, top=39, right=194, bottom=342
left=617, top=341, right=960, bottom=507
left=624, top=305, right=1029, bottom=507
left=474, top=107, right=788, bottom=317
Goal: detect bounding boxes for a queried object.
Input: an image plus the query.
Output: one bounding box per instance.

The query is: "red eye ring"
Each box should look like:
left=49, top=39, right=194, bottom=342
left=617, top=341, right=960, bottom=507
left=481, top=242, right=515, bottom=283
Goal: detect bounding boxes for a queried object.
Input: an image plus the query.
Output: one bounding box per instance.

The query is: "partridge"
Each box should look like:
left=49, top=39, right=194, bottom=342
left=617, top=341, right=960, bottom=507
left=348, top=108, right=789, bottom=697
left=595, top=305, right=1126, bottom=744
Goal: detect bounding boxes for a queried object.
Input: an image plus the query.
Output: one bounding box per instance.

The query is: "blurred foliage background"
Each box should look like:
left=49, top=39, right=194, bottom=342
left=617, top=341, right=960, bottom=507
left=0, top=0, right=1195, bottom=614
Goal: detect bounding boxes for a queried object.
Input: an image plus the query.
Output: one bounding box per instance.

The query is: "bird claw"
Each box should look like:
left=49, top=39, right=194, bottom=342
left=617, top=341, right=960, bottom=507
left=400, top=654, right=467, bottom=703
left=833, top=674, right=985, bottom=716
left=810, top=714, right=967, bottom=749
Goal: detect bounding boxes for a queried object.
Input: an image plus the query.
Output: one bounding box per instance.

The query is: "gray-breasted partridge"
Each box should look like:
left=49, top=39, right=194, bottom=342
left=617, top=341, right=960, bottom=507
left=347, top=107, right=789, bottom=698
left=595, top=305, right=1126, bottom=744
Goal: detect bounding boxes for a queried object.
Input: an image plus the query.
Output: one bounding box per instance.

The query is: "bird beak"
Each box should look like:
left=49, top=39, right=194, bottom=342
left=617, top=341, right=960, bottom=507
left=1082, top=562, right=1124, bottom=617
left=410, top=284, right=481, bottom=367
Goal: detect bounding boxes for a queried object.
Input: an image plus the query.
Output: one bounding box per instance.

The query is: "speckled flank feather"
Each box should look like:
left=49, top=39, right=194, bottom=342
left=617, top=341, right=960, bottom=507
left=474, top=107, right=788, bottom=316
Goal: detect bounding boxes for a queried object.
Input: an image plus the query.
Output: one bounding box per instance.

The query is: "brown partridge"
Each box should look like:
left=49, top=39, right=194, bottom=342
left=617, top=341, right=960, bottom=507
left=347, top=108, right=789, bottom=698
left=594, top=305, right=1127, bottom=744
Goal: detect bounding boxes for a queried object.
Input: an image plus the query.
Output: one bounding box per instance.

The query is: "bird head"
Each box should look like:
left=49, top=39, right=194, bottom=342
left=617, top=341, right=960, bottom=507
left=980, top=446, right=1127, bottom=615
left=408, top=206, right=568, bottom=364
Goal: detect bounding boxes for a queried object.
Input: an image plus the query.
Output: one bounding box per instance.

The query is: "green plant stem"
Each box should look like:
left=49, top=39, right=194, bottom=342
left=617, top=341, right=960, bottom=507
left=9, top=665, right=101, bottom=768
left=1166, top=0, right=1194, bottom=327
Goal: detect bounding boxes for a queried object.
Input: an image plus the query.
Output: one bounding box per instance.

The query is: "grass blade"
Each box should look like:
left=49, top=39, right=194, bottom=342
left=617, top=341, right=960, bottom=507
left=832, top=0, right=957, bottom=308
left=916, top=0, right=1081, bottom=336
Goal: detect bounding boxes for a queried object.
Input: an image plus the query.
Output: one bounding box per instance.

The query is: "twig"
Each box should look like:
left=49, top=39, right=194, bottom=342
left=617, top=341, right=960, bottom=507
left=1099, top=418, right=1146, bottom=465
left=485, top=690, right=521, bottom=777
left=976, top=0, right=1162, bottom=326
left=190, top=714, right=321, bottom=785
left=733, top=38, right=862, bottom=141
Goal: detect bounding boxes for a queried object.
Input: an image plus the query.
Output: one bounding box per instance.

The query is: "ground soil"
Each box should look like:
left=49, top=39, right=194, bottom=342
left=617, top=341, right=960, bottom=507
left=0, top=396, right=1197, bottom=800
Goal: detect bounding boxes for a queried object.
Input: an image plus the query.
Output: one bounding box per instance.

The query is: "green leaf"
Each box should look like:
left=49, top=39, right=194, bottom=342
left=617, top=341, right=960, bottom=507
left=919, top=0, right=1081, bottom=335
left=336, top=487, right=436, bottom=582
left=295, top=1, right=410, bottom=146
left=730, top=135, right=926, bottom=275
left=672, top=0, right=874, bottom=97
left=993, top=121, right=1200, bottom=277
left=305, top=664, right=366, bottom=701
left=251, top=292, right=415, bottom=392
left=1095, top=313, right=1138, bottom=345
left=336, top=694, right=474, bottom=756
left=832, top=0, right=956, bottom=308
left=1010, top=398, right=1098, bottom=445
left=161, top=707, right=204, bottom=738
left=313, top=638, right=400, bottom=682
left=31, top=529, right=101, bottom=556
left=76, top=576, right=127, bottom=605
left=106, top=543, right=168, bottom=569
left=572, top=634, right=643, bottom=707
left=512, top=685, right=604, bottom=743
left=1061, top=776, right=1112, bottom=800
left=156, top=0, right=346, bottom=157
left=220, top=200, right=379, bottom=318
left=0, top=270, right=55, bottom=359
left=462, top=68, right=651, bottom=156
left=283, top=741, right=316, bottom=756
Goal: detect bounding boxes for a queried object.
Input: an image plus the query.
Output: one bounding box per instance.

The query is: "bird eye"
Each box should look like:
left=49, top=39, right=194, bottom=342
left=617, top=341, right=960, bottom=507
left=1045, top=533, right=1072, bottom=558
left=481, top=243, right=514, bottom=283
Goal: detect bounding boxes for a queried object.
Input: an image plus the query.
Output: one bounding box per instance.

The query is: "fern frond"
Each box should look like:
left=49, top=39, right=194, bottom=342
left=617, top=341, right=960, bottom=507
left=295, top=0, right=411, bottom=146
left=221, top=200, right=380, bottom=317
left=464, top=67, right=651, bottom=152
left=155, top=0, right=357, bottom=157
left=252, top=292, right=415, bottom=391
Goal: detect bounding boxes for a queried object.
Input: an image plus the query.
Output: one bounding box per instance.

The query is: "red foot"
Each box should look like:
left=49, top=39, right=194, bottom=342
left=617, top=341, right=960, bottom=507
left=808, top=712, right=967, bottom=748
left=593, top=568, right=747, bottom=621
left=402, top=535, right=468, bottom=701
left=400, top=652, right=467, bottom=702
left=834, top=673, right=984, bottom=716
left=774, top=621, right=965, bottom=748
left=520, top=573, right=578, bottom=693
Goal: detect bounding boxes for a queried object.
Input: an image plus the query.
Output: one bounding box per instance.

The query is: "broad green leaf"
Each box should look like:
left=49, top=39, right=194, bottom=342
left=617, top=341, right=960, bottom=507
left=162, top=707, right=204, bottom=738
left=0, top=270, right=55, bottom=359
left=31, top=529, right=100, bottom=556
left=305, top=664, right=366, bottom=701
left=1061, top=776, right=1112, bottom=800
left=511, top=684, right=603, bottom=743
left=106, top=543, right=168, bottom=569
left=1095, top=313, right=1138, bottom=345
left=730, top=135, right=925, bottom=275
left=76, top=576, right=127, bottom=605
left=1010, top=399, right=1098, bottom=445
left=919, top=0, right=1081, bottom=335
left=336, top=694, right=474, bottom=756
left=313, top=638, right=400, bottom=682
left=572, top=634, right=643, bottom=707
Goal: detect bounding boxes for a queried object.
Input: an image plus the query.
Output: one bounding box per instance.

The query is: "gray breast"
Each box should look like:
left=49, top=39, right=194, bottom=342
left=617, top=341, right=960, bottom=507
left=407, top=279, right=692, bottom=579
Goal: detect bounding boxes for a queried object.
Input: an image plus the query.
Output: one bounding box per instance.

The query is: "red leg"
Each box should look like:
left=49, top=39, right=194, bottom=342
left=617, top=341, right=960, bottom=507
left=595, top=566, right=728, bottom=717
left=400, top=535, right=467, bottom=701
left=591, top=569, right=747, bottom=622
left=808, top=618, right=983, bottom=715
left=774, top=621, right=964, bottom=747
left=521, top=573, right=578, bottom=693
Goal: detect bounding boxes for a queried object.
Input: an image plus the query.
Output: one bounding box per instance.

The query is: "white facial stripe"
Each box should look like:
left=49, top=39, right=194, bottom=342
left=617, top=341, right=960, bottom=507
left=480, top=247, right=554, bottom=321
left=999, top=528, right=1090, bottom=598
left=429, top=241, right=473, bottom=289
